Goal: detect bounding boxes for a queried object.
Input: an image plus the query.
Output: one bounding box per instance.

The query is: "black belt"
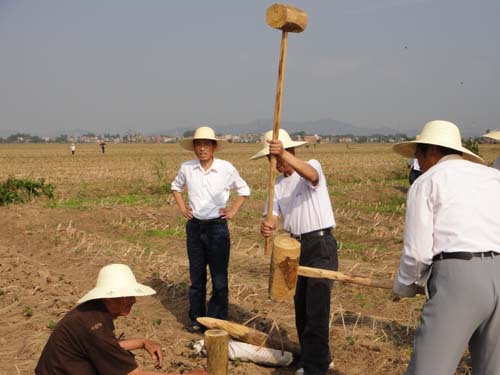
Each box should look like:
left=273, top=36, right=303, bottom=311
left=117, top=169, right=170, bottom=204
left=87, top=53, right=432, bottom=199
left=433, top=251, right=500, bottom=262
left=190, top=217, right=227, bottom=225
left=290, top=227, right=332, bottom=241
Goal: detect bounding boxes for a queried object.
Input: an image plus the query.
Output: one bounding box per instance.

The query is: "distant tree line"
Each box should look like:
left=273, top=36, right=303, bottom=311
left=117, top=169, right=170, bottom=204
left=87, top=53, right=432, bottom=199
left=0, top=131, right=495, bottom=145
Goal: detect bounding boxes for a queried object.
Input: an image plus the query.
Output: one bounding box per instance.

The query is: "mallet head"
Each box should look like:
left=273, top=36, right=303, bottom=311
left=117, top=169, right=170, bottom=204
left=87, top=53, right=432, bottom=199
left=266, top=3, right=308, bottom=33
left=269, top=235, right=301, bottom=301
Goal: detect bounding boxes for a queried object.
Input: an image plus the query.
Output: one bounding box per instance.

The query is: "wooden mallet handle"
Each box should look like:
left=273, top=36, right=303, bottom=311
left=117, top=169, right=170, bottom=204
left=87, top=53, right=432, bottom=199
left=264, top=30, right=288, bottom=256
left=264, top=3, right=307, bottom=255
left=297, top=266, right=393, bottom=290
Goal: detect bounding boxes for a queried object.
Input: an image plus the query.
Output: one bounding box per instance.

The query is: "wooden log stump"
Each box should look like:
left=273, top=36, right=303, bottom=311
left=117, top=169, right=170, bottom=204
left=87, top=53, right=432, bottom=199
left=269, top=234, right=301, bottom=301
left=204, top=329, right=228, bottom=375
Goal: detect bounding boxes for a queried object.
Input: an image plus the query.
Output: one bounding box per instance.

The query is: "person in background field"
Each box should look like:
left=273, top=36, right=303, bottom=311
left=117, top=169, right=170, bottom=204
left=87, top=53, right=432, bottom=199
left=35, top=263, right=207, bottom=375
left=70, top=143, right=76, bottom=156
left=171, top=126, right=250, bottom=333
left=407, top=158, right=421, bottom=184
left=482, top=130, right=500, bottom=171
left=100, top=141, right=106, bottom=154
left=493, top=157, right=500, bottom=171
left=251, top=129, right=337, bottom=375
left=392, top=120, right=500, bottom=375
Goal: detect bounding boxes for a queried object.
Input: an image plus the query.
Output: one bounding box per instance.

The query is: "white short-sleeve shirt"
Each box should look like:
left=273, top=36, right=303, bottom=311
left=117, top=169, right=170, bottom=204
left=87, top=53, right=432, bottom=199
left=171, top=158, right=250, bottom=220
left=270, top=159, right=335, bottom=235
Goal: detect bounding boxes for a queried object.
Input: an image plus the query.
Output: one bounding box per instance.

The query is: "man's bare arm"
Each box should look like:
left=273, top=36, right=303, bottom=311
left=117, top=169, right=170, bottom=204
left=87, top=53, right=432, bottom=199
left=172, top=191, right=193, bottom=219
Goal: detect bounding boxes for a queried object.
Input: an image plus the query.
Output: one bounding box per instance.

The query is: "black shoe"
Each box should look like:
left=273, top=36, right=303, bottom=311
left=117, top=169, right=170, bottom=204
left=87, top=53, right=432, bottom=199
left=185, top=322, right=205, bottom=334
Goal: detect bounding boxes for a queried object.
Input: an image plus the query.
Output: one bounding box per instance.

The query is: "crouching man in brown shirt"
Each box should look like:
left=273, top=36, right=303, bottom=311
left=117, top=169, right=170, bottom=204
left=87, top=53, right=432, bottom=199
left=35, top=264, right=207, bottom=375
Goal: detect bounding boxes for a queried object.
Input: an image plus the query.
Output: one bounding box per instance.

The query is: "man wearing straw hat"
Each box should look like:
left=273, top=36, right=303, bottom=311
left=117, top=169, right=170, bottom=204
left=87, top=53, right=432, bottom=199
left=171, top=126, right=250, bottom=333
left=36, top=264, right=207, bottom=375
left=483, top=130, right=500, bottom=170
left=251, top=129, right=337, bottom=375
left=392, top=120, right=500, bottom=375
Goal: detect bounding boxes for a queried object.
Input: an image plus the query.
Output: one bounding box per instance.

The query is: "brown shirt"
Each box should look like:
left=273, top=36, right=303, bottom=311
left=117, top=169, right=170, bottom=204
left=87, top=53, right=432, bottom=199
left=35, top=300, right=138, bottom=375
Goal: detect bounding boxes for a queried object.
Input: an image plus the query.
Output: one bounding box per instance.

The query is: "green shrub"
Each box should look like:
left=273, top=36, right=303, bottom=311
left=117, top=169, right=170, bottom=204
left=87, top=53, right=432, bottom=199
left=463, top=138, right=480, bottom=156
left=151, top=159, right=171, bottom=195
left=0, top=177, right=55, bottom=206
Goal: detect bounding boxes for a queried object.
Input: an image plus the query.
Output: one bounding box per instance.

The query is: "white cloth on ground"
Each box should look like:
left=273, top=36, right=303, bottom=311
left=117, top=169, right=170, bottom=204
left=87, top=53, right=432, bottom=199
left=193, top=339, right=293, bottom=366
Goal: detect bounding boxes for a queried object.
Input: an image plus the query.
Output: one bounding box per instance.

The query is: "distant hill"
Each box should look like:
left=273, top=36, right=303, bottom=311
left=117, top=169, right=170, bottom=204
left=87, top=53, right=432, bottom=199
left=0, top=119, right=439, bottom=138
left=201, top=118, right=418, bottom=137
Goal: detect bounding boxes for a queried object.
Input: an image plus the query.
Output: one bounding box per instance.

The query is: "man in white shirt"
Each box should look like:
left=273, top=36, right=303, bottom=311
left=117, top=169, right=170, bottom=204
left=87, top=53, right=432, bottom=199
left=251, top=129, right=338, bottom=375
left=483, top=130, right=500, bottom=171
left=171, top=126, right=250, bottom=332
left=392, top=120, right=500, bottom=375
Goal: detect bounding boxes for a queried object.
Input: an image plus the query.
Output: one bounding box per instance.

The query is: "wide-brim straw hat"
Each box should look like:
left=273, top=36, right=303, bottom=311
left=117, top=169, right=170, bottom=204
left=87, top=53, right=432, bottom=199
left=483, top=130, right=500, bottom=140
left=78, top=264, right=156, bottom=304
left=249, top=129, right=308, bottom=160
left=180, top=126, right=225, bottom=151
left=392, top=120, right=483, bottom=163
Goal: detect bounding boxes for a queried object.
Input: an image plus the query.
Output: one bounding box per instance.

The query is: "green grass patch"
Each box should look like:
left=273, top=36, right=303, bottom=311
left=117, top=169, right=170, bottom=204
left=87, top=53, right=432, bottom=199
left=143, top=228, right=184, bottom=239
left=341, top=241, right=370, bottom=251
left=0, top=177, right=54, bottom=206
left=50, top=194, right=164, bottom=209
left=339, top=196, right=406, bottom=214
left=339, top=241, right=372, bottom=260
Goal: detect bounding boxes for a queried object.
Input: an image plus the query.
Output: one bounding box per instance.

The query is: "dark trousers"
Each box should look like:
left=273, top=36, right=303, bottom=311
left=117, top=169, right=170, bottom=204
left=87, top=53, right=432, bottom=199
left=409, top=168, right=422, bottom=185
left=295, top=233, right=338, bottom=375
left=186, top=219, right=230, bottom=322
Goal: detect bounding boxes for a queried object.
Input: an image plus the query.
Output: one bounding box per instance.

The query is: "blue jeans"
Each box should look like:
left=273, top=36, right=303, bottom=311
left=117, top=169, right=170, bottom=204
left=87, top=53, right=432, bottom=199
left=295, top=233, right=338, bottom=375
left=186, top=219, right=230, bottom=322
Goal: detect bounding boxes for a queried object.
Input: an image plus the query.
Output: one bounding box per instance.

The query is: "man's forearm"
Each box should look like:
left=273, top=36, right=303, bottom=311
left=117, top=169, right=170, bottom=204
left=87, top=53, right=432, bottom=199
left=230, top=195, right=246, bottom=216
left=280, top=152, right=318, bottom=184
left=119, top=338, right=145, bottom=351
left=172, top=191, right=186, bottom=210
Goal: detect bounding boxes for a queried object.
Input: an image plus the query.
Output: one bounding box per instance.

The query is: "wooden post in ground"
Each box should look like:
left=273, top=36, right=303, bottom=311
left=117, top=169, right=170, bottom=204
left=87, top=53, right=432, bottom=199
left=204, top=329, right=228, bottom=375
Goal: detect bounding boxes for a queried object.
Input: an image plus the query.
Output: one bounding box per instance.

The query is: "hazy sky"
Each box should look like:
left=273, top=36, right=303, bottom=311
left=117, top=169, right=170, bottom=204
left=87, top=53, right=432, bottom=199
left=1, top=0, right=499, bottom=136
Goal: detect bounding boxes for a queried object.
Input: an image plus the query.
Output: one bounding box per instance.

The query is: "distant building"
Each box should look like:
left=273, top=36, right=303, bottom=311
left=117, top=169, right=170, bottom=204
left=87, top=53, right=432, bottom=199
left=338, top=137, right=353, bottom=143
left=303, top=135, right=320, bottom=144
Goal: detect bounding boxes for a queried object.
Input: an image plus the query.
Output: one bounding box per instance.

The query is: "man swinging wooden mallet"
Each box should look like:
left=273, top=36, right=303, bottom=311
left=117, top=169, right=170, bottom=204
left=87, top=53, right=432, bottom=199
left=256, top=5, right=338, bottom=375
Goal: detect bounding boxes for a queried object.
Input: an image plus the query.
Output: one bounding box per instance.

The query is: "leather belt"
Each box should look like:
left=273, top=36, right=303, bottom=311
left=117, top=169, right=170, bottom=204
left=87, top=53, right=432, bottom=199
left=432, top=251, right=500, bottom=262
left=190, top=217, right=226, bottom=225
left=290, top=227, right=332, bottom=241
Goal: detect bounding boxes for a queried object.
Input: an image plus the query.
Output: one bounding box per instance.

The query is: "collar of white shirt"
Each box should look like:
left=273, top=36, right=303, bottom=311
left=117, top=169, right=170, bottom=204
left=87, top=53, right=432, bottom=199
left=436, top=154, right=463, bottom=165
left=193, top=158, right=220, bottom=173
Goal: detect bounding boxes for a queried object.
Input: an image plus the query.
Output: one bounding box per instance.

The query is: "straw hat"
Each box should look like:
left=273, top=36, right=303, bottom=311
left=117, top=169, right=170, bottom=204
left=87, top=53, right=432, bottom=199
left=78, top=264, right=156, bottom=304
left=483, top=130, right=500, bottom=140
left=180, top=126, right=225, bottom=151
left=392, top=120, right=483, bottom=163
left=249, top=129, right=308, bottom=160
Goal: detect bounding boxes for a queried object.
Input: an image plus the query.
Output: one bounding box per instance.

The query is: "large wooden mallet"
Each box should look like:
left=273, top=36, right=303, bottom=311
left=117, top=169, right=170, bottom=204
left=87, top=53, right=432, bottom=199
left=264, top=4, right=308, bottom=255
left=269, top=235, right=393, bottom=300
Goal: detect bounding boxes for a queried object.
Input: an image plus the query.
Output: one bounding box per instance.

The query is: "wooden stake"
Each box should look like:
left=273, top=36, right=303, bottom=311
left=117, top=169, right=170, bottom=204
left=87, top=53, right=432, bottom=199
left=204, top=329, right=228, bottom=375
